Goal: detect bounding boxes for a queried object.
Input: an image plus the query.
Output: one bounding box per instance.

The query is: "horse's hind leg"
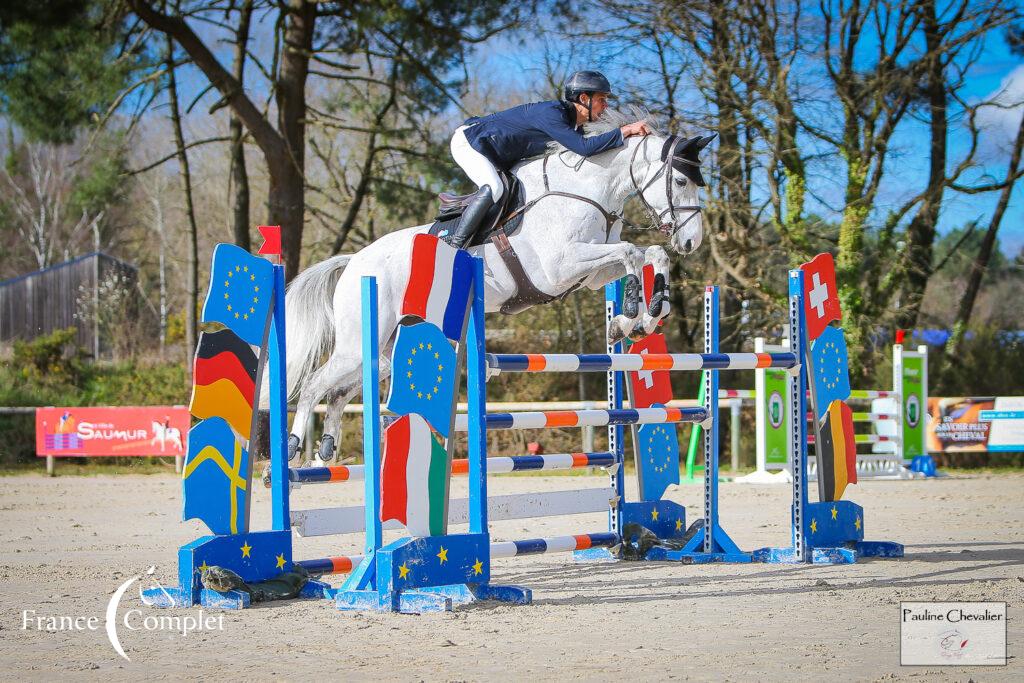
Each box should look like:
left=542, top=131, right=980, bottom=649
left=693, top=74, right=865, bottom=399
left=317, top=381, right=359, bottom=462
left=289, top=349, right=360, bottom=461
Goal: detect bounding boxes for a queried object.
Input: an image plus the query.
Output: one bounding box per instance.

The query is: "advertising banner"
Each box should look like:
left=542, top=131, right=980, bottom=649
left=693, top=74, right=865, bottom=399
left=926, top=397, right=1024, bottom=453
left=36, top=406, right=189, bottom=457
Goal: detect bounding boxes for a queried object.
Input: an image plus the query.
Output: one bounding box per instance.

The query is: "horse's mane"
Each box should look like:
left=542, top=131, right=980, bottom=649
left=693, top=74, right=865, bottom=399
left=544, top=106, right=664, bottom=163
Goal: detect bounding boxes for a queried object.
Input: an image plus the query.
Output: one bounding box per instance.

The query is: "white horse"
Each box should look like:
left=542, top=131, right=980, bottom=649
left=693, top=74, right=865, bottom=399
left=282, top=115, right=712, bottom=461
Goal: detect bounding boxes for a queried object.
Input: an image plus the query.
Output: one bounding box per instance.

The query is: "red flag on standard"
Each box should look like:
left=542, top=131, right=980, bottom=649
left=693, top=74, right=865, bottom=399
left=800, top=252, right=842, bottom=341
left=256, top=225, right=282, bottom=258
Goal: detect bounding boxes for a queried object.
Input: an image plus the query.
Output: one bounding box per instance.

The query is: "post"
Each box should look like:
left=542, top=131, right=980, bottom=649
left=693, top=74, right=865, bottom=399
left=604, top=281, right=626, bottom=538
left=730, top=399, right=741, bottom=472
left=788, top=269, right=809, bottom=562
left=268, top=263, right=290, bottom=532
left=702, top=286, right=720, bottom=553
left=46, top=455, right=55, bottom=476
left=754, top=337, right=767, bottom=475
left=467, top=258, right=488, bottom=535
left=360, top=276, right=382, bottom=554
left=174, top=454, right=183, bottom=474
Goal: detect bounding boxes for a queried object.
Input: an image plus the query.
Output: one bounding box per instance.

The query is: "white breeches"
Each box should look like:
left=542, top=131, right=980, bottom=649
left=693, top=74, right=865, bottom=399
left=451, top=125, right=504, bottom=201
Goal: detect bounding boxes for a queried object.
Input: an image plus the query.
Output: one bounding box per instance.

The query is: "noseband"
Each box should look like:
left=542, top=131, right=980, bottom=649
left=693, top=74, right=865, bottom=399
left=628, top=135, right=703, bottom=239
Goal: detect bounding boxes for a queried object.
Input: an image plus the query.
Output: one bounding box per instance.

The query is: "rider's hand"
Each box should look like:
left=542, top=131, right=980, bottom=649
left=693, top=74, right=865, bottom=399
left=620, top=121, right=652, bottom=138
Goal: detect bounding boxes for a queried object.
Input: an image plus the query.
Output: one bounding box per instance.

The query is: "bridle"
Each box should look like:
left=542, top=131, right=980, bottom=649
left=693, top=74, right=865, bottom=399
left=498, top=133, right=704, bottom=243
left=628, top=134, right=703, bottom=239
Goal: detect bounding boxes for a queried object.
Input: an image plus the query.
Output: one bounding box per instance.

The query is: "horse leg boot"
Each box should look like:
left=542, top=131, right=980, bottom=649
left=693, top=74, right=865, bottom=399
left=448, top=186, right=494, bottom=250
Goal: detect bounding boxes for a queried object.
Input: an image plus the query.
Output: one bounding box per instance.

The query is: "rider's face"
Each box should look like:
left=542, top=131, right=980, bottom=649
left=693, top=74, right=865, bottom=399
left=583, top=92, right=610, bottom=118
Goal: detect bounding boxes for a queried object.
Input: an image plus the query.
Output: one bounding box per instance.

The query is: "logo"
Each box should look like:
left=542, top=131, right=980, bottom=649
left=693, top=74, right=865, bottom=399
left=21, top=569, right=224, bottom=662
left=905, top=394, right=921, bottom=428
left=936, top=629, right=969, bottom=661
left=900, top=602, right=1005, bottom=666
left=768, top=391, right=784, bottom=429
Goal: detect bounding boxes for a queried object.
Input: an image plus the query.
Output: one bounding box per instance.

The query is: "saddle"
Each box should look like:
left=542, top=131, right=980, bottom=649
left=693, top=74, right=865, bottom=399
left=428, top=162, right=587, bottom=314
left=428, top=171, right=526, bottom=248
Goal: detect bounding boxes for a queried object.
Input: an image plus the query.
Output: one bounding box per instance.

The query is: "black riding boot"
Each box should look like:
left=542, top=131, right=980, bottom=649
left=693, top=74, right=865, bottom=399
left=448, top=186, right=494, bottom=250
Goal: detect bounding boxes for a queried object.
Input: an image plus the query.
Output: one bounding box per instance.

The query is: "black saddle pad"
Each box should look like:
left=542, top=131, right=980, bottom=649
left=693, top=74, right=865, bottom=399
left=428, top=173, right=526, bottom=248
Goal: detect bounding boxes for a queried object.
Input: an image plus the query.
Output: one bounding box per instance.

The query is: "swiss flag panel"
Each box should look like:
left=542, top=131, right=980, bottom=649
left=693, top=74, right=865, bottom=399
left=800, top=252, right=842, bottom=341
left=628, top=333, right=674, bottom=407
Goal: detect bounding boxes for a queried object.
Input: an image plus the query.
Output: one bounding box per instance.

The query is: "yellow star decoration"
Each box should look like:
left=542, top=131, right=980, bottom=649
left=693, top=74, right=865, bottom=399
left=403, top=336, right=447, bottom=405
left=675, top=518, right=684, bottom=532
left=651, top=508, right=660, bottom=521
left=228, top=270, right=234, bottom=278
left=240, top=541, right=252, bottom=558
left=809, top=519, right=818, bottom=534
left=472, top=559, right=484, bottom=575
left=198, top=560, right=211, bottom=574
left=276, top=554, right=287, bottom=570
left=250, top=274, right=255, bottom=281
left=831, top=506, right=838, bottom=520
left=242, top=265, right=248, bottom=272
left=643, top=425, right=673, bottom=473
left=437, top=546, right=448, bottom=564
left=398, top=563, right=411, bottom=580
left=855, top=516, right=862, bottom=531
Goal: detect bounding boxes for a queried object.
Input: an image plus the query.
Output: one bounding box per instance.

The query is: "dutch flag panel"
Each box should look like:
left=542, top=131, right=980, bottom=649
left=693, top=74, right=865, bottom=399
left=401, top=234, right=474, bottom=341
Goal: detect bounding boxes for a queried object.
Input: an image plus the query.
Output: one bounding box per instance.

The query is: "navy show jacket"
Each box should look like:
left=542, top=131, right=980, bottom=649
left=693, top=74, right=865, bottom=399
left=462, top=100, right=624, bottom=170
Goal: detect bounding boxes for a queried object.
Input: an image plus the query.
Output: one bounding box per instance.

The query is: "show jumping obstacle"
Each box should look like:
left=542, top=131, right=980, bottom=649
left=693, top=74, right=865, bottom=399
left=740, top=339, right=930, bottom=484
left=145, top=239, right=902, bottom=613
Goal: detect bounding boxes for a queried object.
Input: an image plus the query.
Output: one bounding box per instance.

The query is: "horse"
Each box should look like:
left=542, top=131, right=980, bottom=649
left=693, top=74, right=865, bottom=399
left=281, top=115, right=713, bottom=461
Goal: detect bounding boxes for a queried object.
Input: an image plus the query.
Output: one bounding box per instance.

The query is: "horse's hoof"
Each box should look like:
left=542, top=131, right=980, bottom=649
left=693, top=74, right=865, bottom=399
left=287, top=434, right=300, bottom=461
left=622, top=274, right=641, bottom=319
left=607, top=320, right=625, bottom=346
left=627, top=324, right=648, bottom=342
left=318, top=434, right=336, bottom=462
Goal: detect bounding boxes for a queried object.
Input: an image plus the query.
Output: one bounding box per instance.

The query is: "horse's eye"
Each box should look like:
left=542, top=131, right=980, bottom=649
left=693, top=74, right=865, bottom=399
left=674, top=176, right=687, bottom=187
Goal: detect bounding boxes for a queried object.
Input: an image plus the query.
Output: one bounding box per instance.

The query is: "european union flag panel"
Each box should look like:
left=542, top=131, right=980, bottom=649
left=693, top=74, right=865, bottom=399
left=400, top=234, right=473, bottom=341
left=202, top=243, right=275, bottom=346
left=810, top=325, right=852, bottom=424
left=636, top=419, right=680, bottom=501
left=183, top=417, right=251, bottom=535
left=800, top=252, right=842, bottom=342
left=386, top=322, right=458, bottom=437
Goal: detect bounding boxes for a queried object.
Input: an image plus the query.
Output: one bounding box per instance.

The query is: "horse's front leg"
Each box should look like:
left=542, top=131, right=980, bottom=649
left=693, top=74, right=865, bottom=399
left=549, top=241, right=646, bottom=344
left=631, top=246, right=672, bottom=340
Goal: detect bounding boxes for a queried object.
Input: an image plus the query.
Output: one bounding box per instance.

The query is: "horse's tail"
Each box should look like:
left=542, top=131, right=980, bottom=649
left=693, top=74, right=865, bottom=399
left=283, top=254, right=352, bottom=402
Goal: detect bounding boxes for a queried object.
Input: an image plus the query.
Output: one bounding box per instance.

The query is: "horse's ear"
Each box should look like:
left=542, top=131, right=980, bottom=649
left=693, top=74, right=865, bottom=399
left=696, top=133, right=717, bottom=151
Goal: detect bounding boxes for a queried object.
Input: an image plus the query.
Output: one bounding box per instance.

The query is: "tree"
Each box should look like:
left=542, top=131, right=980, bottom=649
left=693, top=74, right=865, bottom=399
left=126, top=0, right=531, bottom=278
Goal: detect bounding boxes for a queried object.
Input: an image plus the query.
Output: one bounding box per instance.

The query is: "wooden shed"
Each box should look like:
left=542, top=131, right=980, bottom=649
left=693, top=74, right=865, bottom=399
left=0, top=252, right=144, bottom=358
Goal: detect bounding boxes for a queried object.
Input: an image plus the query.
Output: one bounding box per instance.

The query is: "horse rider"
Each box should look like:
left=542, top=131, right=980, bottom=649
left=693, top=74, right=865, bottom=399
left=447, top=70, right=652, bottom=249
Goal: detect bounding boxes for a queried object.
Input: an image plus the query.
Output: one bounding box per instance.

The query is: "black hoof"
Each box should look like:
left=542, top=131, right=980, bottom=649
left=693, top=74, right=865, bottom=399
left=287, top=434, right=300, bottom=461
left=622, top=274, right=641, bottom=319
left=318, top=434, right=336, bottom=462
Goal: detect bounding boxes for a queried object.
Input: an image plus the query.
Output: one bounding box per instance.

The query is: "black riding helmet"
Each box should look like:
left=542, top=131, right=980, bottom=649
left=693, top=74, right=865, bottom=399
left=563, top=70, right=613, bottom=122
